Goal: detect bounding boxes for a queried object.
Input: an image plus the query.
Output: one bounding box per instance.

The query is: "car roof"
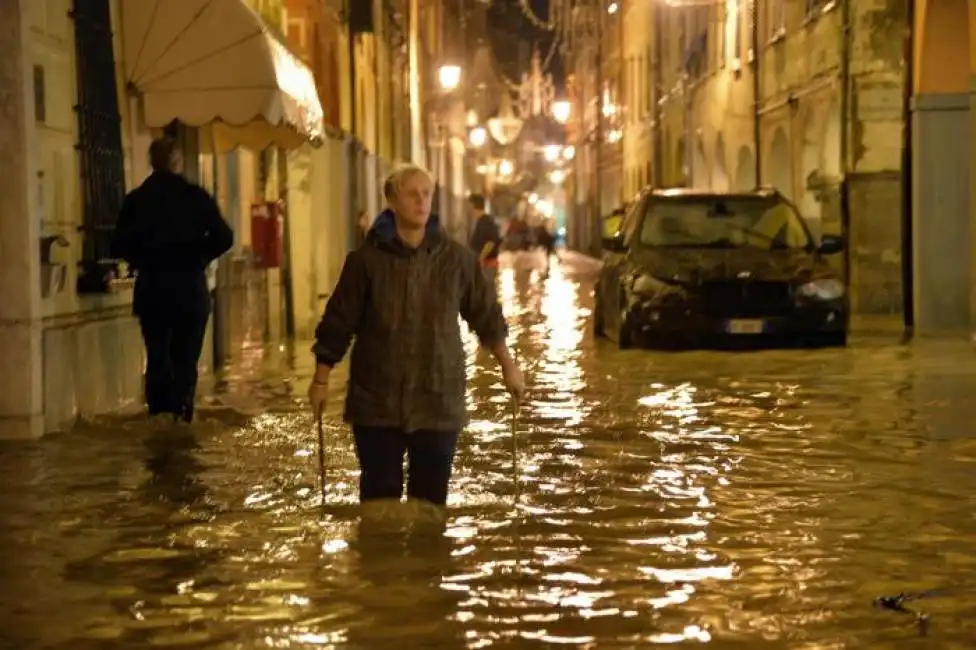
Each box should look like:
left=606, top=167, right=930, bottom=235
left=643, top=186, right=781, bottom=200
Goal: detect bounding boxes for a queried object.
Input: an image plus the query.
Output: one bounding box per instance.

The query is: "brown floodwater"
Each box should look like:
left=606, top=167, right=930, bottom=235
left=3, top=251, right=976, bottom=649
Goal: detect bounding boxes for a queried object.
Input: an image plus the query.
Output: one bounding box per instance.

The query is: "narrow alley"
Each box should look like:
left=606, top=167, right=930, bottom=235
left=2, top=252, right=976, bottom=648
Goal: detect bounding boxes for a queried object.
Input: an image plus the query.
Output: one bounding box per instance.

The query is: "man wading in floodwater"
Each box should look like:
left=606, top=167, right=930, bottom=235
left=113, top=137, right=233, bottom=423
left=307, top=164, right=525, bottom=506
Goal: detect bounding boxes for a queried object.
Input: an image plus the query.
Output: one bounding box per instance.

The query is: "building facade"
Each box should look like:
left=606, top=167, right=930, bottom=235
left=613, top=0, right=905, bottom=319
left=565, top=1, right=625, bottom=255
left=0, top=0, right=449, bottom=438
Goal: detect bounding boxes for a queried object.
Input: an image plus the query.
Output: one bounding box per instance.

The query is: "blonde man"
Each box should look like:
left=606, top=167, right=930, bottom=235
left=308, top=164, right=525, bottom=506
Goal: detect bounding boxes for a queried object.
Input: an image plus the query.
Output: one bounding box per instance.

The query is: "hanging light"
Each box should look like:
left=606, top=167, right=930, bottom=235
left=563, top=145, right=576, bottom=160
left=549, top=169, right=566, bottom=184
left=438, top=65, right=461, bottom=91
left=487, top=92, right=524, bottom=146
left=552, top=100, right=571, bottom=124
left=543, top=144, right=561, bottom=162
left=469, top=126, right=487, bottom=147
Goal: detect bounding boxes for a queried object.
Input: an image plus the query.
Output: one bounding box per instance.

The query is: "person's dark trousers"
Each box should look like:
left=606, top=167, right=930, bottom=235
left=139, top=308, right=210, bottom=422
left=351, top=426, right=460, bottom=505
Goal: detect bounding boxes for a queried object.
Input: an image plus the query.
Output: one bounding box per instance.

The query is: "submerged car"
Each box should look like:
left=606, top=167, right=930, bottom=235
left=593, top=188, right=848, bottom=349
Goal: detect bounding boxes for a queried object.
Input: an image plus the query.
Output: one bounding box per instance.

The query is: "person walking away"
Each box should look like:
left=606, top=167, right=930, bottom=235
left=468, top=193, right=502, bottom=284
left=113, top=137, right=234, bottom=423
left=307, top=164, right=525, bottom=507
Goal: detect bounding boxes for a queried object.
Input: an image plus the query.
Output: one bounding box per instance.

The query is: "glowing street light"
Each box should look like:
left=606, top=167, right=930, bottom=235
left=469, top=126, right=487, bottom=147
left=549, top=169, right=566, bottom=184
left=438, top=64, right=461, bottom=91
left=608, top=1, right=619, bottom=14
left=543, top=144, right=561, bottom=162
left=563, top=145, right=576, bottom=160
left=552, top=100, right=571, bottom=124
left=498, top=159, right=514, bottom=177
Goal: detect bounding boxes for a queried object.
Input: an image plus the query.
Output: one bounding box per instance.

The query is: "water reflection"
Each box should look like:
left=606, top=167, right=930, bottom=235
left=4, top=251, right=976, bottom=647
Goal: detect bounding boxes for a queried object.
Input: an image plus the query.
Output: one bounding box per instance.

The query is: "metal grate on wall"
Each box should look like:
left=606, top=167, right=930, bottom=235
left=71, top=0, right=126, bottom=290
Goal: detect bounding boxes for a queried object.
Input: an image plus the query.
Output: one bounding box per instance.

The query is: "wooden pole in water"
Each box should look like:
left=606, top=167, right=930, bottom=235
left=317, top=415, right=326, bottom=501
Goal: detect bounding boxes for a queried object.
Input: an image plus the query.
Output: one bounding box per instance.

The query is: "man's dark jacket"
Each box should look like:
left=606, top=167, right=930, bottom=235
left=313, top=209, right=508, bottom=432
left=112, top=171, right=233, bottom=316
left=470, top=213, right=502, bottom=264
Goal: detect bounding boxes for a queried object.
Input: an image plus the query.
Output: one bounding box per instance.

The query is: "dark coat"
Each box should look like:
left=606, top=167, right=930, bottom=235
left=470, top=213, right=502, bottom=263
left=112, top=171, right=233, bottom=317
left=312, top=209, right=508, bottom=432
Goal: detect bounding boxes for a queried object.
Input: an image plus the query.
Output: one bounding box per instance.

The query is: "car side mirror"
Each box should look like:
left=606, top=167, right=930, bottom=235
left=819, top=234, right=844, bottom=255
left=602, top=234, right=627, bottom=252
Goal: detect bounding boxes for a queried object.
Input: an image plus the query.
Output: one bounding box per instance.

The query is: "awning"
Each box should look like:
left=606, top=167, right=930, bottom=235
left=121, top=0, right=326, bottom=151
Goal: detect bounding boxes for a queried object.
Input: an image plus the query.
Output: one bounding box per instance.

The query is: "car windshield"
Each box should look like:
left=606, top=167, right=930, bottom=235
left=637, top=196, right=813, bottom=250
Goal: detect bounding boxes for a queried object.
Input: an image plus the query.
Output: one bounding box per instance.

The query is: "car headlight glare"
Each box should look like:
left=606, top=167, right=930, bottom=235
left=798, top=278, right=844, bottom=300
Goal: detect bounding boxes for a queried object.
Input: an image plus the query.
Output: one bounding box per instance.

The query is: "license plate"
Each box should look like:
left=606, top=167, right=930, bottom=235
left=726, top=319, right=764, bottom=334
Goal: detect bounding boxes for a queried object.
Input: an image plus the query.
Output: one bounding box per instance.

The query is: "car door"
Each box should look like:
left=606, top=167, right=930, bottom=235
left=602, top=198, right=645, bottom=334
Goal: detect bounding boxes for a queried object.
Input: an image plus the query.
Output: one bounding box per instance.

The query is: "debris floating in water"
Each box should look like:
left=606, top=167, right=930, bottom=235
left=873, top=592, right=933, bottom=637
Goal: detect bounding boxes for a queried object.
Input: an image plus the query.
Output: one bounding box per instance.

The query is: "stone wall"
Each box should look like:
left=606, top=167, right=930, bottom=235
left=846, top=171, right=903, bottom=314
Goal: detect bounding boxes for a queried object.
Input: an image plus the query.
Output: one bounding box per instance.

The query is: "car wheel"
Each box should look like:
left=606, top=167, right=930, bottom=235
left=618, top=310, right=634, bottom=349
left=823, top=331, right=848, bottom=347
left=593, top=292, right=605, bottom=338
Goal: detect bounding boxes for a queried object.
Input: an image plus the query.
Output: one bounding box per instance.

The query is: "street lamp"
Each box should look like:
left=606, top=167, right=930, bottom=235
left=552, top=100, right=571, bottom=124
left=469, top=126, right=487, bottom=147
left=563, top=145, right=576, bottom=160
left=438, top=64, right=461, bottom=91
left=543, top=144, right=561, bottom=162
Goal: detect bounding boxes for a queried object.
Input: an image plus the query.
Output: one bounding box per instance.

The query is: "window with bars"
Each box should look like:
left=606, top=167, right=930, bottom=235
left=71, top=0, right=127, bottom=293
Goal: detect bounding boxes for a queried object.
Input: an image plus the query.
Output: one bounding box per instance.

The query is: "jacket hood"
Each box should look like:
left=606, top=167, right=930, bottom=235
left=367, top=209, right=444, bottom=253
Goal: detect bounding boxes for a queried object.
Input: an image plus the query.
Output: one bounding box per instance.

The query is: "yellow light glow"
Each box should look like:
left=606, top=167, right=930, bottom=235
left=469, top=126, right=487, bottom=147
left=438, top=64, right=461, bottom=91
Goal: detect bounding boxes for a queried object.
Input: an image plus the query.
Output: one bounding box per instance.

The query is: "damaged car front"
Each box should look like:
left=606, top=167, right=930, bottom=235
left=595, top=189, right=849, bottom=349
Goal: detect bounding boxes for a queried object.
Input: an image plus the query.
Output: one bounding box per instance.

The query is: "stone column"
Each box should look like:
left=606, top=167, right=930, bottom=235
left=911, top=93, right=971, bottom=331
left=0, top=0, right=43, bottom=438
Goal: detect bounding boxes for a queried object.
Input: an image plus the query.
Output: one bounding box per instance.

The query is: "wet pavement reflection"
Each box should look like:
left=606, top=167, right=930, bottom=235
left=4, top=251, right=976, bottom=648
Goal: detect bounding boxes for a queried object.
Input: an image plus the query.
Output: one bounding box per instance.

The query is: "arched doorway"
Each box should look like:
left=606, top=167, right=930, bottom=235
left=733, top=146, right=756, bottom=190
left=767, top=127, right=792, bottom=201
left=913, top=0, right=971, bottom=329
left=713, top=133, right=729, bottom=191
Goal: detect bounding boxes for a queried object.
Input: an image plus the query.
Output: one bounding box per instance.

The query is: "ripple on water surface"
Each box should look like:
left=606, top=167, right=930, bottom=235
left=3, top=253, right=976, bottom=649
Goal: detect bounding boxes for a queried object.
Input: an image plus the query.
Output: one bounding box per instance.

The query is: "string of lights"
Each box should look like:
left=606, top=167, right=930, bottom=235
left=518, top=0, right=555, bottom=31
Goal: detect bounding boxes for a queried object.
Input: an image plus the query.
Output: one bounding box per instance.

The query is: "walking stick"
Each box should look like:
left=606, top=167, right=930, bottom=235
left=316, top=412, right=326, bottom=501
left=510, top=395, right=520, bottom=506
left=510, top=392, right=522, bottom=590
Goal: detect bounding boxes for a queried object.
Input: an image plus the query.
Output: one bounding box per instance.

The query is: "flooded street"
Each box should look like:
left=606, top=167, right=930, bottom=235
left=4, top=251, right=976, bottom=649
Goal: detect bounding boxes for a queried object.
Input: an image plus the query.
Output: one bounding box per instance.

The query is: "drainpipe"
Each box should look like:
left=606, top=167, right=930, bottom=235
left=592, top=3, right=605, bottom=255
left=652, top=1, right=664, bottom=187
left=900, top=0, right=916, bottom=336
left=750, top=0, right=761, bottom=186
left=838, top=0, right=855, bottom=305
left=347, top=0, right=360, bottom=251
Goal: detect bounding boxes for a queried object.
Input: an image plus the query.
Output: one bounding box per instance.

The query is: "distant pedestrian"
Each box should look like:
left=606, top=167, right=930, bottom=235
left=468, top=193, right=503, bottom=284
left=307, top=164, right=525, bottom=506
left=113, top=137, right=233, bottom=423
